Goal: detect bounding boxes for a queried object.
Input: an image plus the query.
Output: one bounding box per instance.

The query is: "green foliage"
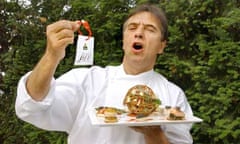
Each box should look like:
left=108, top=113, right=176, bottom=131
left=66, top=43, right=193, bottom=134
left=157, top=0, right=240, bottom=143
left=0, top=0, right=239, bottom=143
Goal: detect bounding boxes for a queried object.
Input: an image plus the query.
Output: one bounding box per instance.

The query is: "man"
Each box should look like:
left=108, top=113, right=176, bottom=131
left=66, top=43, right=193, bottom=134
left=16, top=4, right=193, bottom=144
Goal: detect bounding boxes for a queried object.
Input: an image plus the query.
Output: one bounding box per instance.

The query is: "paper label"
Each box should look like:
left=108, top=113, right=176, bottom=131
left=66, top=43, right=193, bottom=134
left=74, top=35, right=94, bottom=65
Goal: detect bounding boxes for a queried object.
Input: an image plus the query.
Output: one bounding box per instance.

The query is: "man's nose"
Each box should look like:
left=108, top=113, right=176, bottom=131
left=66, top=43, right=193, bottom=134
left=134, top=27, right=144, bottom=39
left=135, top=33, right=143, bottom=39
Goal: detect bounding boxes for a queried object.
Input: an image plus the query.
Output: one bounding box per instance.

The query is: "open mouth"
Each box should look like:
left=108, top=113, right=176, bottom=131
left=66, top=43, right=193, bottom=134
left=133, top=43, right=143, bottom=50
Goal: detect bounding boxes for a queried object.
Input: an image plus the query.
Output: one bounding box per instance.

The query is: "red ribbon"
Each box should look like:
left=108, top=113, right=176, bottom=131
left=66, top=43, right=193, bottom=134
left=77, top=20, right=92, bottom=40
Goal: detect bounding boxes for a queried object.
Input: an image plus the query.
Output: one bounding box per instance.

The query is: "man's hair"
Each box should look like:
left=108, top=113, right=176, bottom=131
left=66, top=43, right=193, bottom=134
left=123, top=4, right=168, bottom=41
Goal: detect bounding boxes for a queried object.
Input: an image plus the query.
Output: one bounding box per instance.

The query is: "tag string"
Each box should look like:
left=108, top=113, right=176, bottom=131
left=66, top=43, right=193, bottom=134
left=77, top=20, right=92, bottom=40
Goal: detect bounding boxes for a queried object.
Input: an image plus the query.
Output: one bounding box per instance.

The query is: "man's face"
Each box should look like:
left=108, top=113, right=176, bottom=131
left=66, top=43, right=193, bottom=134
left=122, top=12, right=166, bottom=69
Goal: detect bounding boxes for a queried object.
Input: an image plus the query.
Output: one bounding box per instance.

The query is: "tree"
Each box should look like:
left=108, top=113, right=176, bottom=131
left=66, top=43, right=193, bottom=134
left=1, top=0, right=239, bottom=143
left=0, top=0, right=132, bottom=143
left=157, top=0, right=240, bottom=143
left=0, top=0, right=70, bottom=143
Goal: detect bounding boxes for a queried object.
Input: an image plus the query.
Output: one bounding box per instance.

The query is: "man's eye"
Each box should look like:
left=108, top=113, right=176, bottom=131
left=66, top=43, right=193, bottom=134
left=146, top=27, right=155, bottom=32
left=128, top=25, right=137, bottom=30
left=144, top=25, right=157, bottom=33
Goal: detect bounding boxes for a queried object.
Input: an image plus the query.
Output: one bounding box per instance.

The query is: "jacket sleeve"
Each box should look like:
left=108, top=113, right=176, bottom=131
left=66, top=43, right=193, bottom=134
left=15, top=70, right=85, bottom=133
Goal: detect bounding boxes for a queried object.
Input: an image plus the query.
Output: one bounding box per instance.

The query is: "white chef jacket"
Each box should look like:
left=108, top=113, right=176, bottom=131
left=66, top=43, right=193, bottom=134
left=15, top=64, right=193, bottom=144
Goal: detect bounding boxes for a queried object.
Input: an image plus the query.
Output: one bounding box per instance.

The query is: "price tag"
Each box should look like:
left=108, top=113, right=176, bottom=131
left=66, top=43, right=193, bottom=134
left=74, top=20, right=94, bottom=65
left=74, top=35, right=94, bottom=65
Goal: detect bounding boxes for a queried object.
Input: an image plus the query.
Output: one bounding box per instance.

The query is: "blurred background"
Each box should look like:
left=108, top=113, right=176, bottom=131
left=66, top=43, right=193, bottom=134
left=0, top=0, right=239, bottom=143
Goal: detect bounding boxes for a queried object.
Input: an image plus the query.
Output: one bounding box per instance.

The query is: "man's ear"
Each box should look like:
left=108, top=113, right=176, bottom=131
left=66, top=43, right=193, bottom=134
left=157, top=40, right=167, bottom=54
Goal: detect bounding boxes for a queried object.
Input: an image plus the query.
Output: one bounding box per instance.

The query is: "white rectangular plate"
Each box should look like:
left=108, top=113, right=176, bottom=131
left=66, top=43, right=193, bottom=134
left=88, top=108, right=203, bottom=127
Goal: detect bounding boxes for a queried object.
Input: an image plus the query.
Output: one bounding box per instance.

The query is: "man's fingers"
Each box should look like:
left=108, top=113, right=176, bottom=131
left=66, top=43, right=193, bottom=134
left=47, top=20, right=80, bottom=43
left=50, top=37, right=74, bottom=50
left=59, top=37, right=74, bottom=46
left=72, top=20, right=81, bottom=31
left=130, top=126, right=145, bottom=133
left=47, top=20, right=71, bottom=33
left=45, top=20, right=80, bottom=60
left=55, top=29, right=74, bottom=41
left=47, top=20, right=80, bottom=35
